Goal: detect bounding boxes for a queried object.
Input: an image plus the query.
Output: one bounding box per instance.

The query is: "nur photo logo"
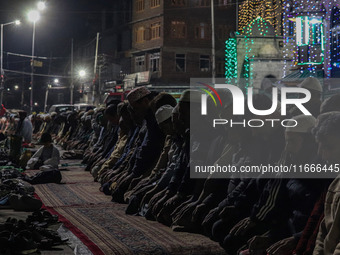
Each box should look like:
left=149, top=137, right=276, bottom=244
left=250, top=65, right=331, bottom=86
left=196, top=82, right=312, bottom=128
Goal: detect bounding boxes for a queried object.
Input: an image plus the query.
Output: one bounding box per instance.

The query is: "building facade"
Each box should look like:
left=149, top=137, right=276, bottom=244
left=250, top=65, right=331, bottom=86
left=74, top=0, right=133, bottom=102
left=225, top=0, right=285, bottom=91
left=282, top=0, right=340, bottom=86
left=129, top=0, right=236, bottom=89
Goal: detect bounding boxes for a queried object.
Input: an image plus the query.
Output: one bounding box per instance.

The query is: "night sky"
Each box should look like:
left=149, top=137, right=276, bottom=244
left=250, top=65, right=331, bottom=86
left=0, top=0, right=111, bottom=110
left=1, top=0, right=109, bottom=61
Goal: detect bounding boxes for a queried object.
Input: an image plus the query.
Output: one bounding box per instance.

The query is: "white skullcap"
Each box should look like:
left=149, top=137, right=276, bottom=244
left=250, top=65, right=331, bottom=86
left=298, top=77, right=322, bottom=93
left=179, top=89, right=202, bottom=103
left=285, top=114, right=316, bottom=133
left=172, top=104, right=179, bottom=114
left=155, top=105, right=174, bottom=124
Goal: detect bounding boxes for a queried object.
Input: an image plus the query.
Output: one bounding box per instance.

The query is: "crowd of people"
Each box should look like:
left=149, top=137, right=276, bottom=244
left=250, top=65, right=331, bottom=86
left=1, top=77, right=340, bottom=255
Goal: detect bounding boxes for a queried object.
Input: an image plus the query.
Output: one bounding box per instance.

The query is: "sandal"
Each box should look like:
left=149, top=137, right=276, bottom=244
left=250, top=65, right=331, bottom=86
left=41, top=210, right=59, bottom=224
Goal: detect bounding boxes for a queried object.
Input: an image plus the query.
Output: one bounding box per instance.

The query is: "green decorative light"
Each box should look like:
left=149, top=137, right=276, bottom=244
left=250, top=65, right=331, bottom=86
left=225, top=38, right=238, bottom=79
left=242, top=17, right=271, bottom=89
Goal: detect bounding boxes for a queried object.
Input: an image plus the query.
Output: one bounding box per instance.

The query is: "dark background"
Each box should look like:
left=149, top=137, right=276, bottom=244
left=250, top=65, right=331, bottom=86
left=0, top=0, right=110, bottom=111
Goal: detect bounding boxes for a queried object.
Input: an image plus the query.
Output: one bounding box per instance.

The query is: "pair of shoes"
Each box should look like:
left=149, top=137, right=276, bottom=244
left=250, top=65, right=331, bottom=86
left=2, top=178, right=35, bottom=195
left=0, top=217, right=17, bottom=232
left=41, top=210, right=59, bottom=224
left=9, top=194, right=42, bottom=212
left=10, top=229, right=38, bottom=254
left=0, top=213, right=65, bottom=253
left=2, top=218, right=32, bottom=234
left=0, top=230, right=10, bottom=253
left=26, top=210, right=58, bottom=226
left=0, top=219, right=35, bottom=254
left=33, top=227, right=68, bottom=249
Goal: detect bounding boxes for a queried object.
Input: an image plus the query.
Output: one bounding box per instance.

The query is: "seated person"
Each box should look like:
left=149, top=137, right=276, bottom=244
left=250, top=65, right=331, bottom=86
left=312, top=112, right=340, bottom=255
left=26, top=133, right=60, bottom=170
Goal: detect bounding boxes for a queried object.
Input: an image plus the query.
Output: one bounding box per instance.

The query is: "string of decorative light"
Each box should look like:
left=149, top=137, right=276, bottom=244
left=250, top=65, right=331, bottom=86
left=238, top=0, right=282, bottom=35
left=225, top=37, right=238, bottom=80
left=283, top=0, right=339, bottom=79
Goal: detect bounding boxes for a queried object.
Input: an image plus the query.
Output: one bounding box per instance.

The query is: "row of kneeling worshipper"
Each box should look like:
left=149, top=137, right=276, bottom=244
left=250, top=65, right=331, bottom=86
left=28, top=77, right=340, bottom=255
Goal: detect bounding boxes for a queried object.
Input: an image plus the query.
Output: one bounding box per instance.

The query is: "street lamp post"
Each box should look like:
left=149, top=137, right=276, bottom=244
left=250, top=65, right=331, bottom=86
left=211, top=0, right=215, bottom=85
left=30, top=21, right=36, bottom=113
left=0, top=20, right=20, bottom=106
left=28, top=1, right=45, bottom=113
left=70, top=39, right=74, bottom=104
left=28, top=10, right=40, bottom=113
left=44, top=84, right=51, bottom=112
left=78, top=70, right=86, bottom=103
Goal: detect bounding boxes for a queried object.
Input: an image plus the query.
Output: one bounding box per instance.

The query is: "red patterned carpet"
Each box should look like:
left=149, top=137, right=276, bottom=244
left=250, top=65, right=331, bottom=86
left=29, top=165, right=226, bottom=255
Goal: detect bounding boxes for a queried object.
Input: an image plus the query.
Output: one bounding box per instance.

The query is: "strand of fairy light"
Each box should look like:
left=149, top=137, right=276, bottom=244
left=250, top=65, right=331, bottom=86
left=243, top=17, right=270, bottom=89
left=229, top=0, right=340, bottom=88
left=238, top=0, right=282, bottom=34
left=283, top=0, right=339, bottom=79
left=234, top=0, right=280, bottom=89
left=225, top=38, right=238, bottom=81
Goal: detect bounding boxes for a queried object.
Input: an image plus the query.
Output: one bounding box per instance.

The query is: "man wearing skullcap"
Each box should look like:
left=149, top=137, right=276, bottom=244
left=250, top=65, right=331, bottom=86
left=111, top=86, right=165, bottom=203
left=320, top=93, right=340, bottom=114
left=289, top=77, right=323, bottom=118
left=124, top=104, right=176, bottom=214
left=206, top=94, right=285, bottom=253
left=291, top=112, right=339, bottom=255
left=224, top=114, right=325, bottom=255
left=15, top=111, right=33, bottom=143
left=84, top=103, right=120, bottom=172
left=155, top=89, right=214, bottom=226
left=139, top=104, right=186, bottom=217
left=93, top=102, right=134, bottom=181
left=155, top=105, right=174, bottom=125
left=313, top=112, right=340, bottom=255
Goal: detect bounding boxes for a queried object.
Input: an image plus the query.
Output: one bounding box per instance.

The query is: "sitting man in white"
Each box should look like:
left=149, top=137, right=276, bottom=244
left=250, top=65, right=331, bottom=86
left=27, top=133, right=60, bottom=170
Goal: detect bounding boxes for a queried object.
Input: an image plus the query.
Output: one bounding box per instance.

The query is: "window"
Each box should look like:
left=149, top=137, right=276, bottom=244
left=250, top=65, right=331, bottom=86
left=135, top=56, right=145, bottom=72
left=200, top=55, right=210, bottom=72
left=218, top=0, right=229, bottom=6
left=150, top=53, right=160, bottom=72
left=331, top=6, right=340, bottom=28
left=195, top=23, right=209, bottom=39
left=296, top=16, right=323, bottom=46
left=288, top=20, right=295, bottom=36
left=295, top=16, right=324, bottom=64
left=171, top=21, right=186, bottom=38
left=171, top=0, right=185, bottom=6
left=151, top=0, right=160, bottom=8
left=331, top=27, right=340, bottom=66
left=136, top=0, right=144, bottom=12
left=135, top=27, right=145, bottom=43
left=296, top=16, right=324, bottom=64
left=196, top=0, right=209, bottom=6
left=151, top=22, right=161, bottom=39
left=312, top=22, right=323, bottom=44
left=175, top=54, right=185, bottom=72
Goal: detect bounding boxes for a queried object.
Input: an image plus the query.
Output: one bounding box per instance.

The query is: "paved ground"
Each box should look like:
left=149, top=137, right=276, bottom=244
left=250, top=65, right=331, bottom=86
left=0, top=152, right=84, bottom=255
left=0, top=209, right=75, bottom=254
left=1, top=150, right=226, bottom=255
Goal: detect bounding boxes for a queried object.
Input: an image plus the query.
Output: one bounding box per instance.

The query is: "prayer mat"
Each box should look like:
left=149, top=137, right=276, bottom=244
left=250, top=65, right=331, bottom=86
left=45, top=203, right=226, bottom=255
left=34, top=182, right=109, bottom=207
left=34, top=161, right=226, bottom=255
